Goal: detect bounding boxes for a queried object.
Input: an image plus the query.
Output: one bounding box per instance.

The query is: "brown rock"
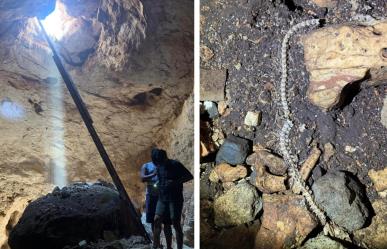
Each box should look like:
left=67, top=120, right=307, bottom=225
left=254, top=164, right=287, bottom=193
left=97, top=0, right=146, bottom=71
left=368, top=167, right=387, bottom=193
left=217, top=101, right=228, bottom=115
left=200, top=121, right=217, bottom=157
left=209, top=163, right=247, bottom=183
left=201, top=45, right=214, bottom=62
left=255, top=194, right=318, bottom=249
left=200, top=69, right=226, bottom=101
left=354, top=199, right=387, bottom=249
left=246, top=150, right=287, bottom=176
left=309, top=0, right=337, bottom=8
left=303, top=21, right=387, bottom=110
left=323, top=142, right=335, bottom=162
left=300, top=147, right=321, bottom=181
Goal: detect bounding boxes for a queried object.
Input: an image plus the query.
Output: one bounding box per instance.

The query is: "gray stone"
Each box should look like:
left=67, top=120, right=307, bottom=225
left=300, top=235, right=347, bottom=249
left=215, top=135, right=250, bottom=165
left=312, top=171, right=370, bottom=232
left=382, top=97, right=387, bottom=129
left=214, top=182, right=262, bottom=227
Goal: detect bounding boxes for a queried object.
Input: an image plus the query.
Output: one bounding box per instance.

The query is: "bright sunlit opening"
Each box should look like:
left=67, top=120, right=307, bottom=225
left=0, top=99, right=25, bottom=120
left=41, top=2, right=69, bottom=41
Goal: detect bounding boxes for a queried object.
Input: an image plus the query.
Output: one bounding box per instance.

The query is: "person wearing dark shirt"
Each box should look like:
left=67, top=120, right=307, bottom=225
left=151, top=148, right=193, bottom=249
left=141, top=150, right=172, bottom=249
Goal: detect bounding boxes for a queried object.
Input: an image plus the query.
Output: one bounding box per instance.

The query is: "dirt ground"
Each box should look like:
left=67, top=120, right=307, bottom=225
left=201, top=0, right=387, bottom=201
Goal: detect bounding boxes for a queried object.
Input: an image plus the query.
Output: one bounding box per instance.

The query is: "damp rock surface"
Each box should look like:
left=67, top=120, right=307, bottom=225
left=312, top=171, right=370, bottom=232
left=8, top=183, right=138, bottom=249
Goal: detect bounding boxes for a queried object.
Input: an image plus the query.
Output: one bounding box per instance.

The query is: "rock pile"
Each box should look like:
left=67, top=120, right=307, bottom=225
left=8, top=183, right=142, bottom=249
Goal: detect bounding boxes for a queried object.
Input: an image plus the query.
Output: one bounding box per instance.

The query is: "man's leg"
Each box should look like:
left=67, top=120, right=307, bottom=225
left=170, top=201, right=184, bottom=249
left=153, top=215, right=163, bottom=249
left=146, top=194, right=157, bottom=235
left=153, top=200, right=166, bottom=249
left=163, top=223, right=172, bottom=249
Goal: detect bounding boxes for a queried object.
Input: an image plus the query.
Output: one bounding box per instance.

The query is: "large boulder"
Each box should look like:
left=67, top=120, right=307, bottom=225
left=303, top=21, right=387, bottom=110
left=312, top=171, right=370, bottom=232
left=8, top=183, right=140, bottom=249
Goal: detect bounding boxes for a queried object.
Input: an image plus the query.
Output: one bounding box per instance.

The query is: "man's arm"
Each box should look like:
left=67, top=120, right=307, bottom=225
left=174, top=161, right=193, bottom=184
left=140, top=165, right=157, bottom=182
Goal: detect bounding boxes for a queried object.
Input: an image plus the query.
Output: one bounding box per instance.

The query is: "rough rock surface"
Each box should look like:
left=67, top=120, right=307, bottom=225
left=300, top=235, right=346, bottom=249
left=382, top=96, right=387, bottom=129
left=312, top=171, right=370, bottom=232
left=246, top=150, right=287, bottom=176
left=215, top=135, right=250, bottom=165
left=368, top=167, right=387, bottom=194
left=96, top=0, right=146, bottom=71
left=354, top=198, right=387, bottom=249
left=8, top=183, right=139, bottom=249
left=214, top=182, right=261, bottom=227
left=209, top=163, right=247, bottom=183
left=255, top=194, right=318, bottom=249
left=0, top=0, right=194, bottom=247
left=303, top=21, right=387, bottom=110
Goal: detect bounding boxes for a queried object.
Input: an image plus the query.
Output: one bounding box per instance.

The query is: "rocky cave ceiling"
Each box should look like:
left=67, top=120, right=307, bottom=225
left=0, top=1, right=194, bottom=244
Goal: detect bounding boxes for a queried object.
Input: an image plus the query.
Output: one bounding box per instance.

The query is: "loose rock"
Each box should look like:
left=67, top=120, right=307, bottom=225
left=209, top=163, right=247, bottom=183
left=201, top=45, right=215, bottom=62
left=300, top=234, right=346, bottom=249
left=214, top=182, right=261, bottom=227
left=303, top=21, right=387, bottom=110
left=200, top=69, right=226, bottom=102
left=246, top=150, right=287, bottom=176
left=312, top=171, right=370, bottom=232
left=244, top=111, right=261, bottom=127
left=300, top=147, right=321, bottom=181
left=323, top=142, right=335, bottom=162
left=215, top=135, right=250, bottom=165
left=255, top=194, right=318, bottom=249
left=382, top=97, right=387, bottom=129
left=251, top=164, right=287, bottom=194
left=354, top=198, right=387, bottom=249
left=368, top=167, right=387, bottom=194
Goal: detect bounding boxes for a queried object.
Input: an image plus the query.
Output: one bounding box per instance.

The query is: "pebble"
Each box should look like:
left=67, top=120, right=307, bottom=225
left=244, top=111, right=261, bottom=127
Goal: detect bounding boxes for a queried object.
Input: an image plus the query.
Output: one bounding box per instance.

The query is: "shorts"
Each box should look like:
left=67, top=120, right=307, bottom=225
left=146, top=194, right=171, bottom=224
left=155, top=200, right=184, bottom=222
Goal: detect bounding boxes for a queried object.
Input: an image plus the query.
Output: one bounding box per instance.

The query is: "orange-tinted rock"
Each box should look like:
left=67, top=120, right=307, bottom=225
left=303, top=22, right=387, bottom=110
left=246, top=150, right=287, bottom=176
left=354, top=198, right=387, bottom=249
left=255, top=194, right=318, bottom=249
left=209, top=163, right=247, bottom=183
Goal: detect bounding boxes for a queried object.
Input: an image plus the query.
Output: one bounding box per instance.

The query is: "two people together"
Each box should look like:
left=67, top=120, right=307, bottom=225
left=141, top=148, right=193, bottom=249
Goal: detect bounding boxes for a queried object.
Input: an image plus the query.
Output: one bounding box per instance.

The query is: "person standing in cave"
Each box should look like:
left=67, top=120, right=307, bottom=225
left=152, top=148, right=193, bottom=249
left=141, top=151, right=173, bottom=249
